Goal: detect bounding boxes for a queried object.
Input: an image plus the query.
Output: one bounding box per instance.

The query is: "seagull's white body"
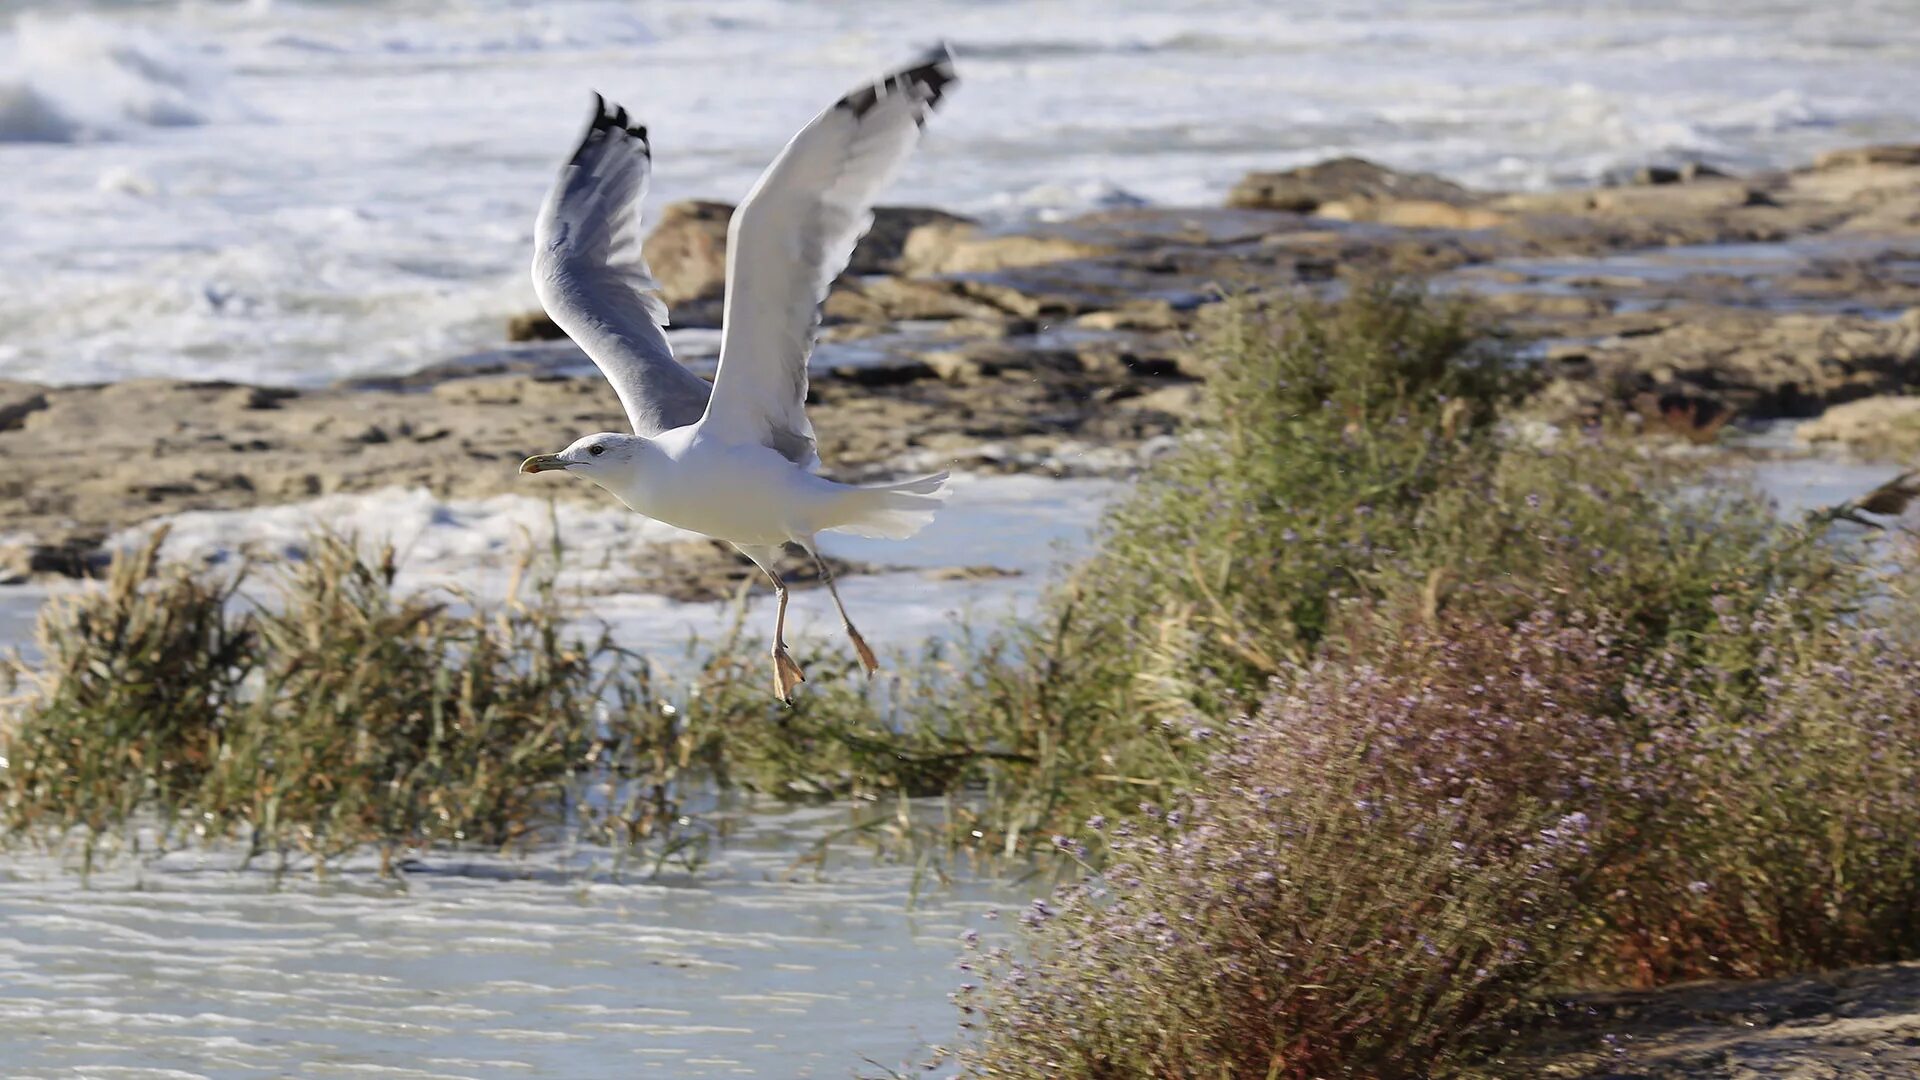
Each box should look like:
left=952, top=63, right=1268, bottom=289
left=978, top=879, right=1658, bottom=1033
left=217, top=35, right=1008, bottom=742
left=519, top=47, right=959, bottom=700
left=604, top=433, right=827, bottom=548
left=594, top=430, right=926, bottom=548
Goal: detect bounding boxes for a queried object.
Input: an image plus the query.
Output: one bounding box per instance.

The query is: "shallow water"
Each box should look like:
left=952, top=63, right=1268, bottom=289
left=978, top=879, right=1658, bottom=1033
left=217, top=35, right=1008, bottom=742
left=0, top=472, right=1112, bottom=1077
left=0, top=806, right=1016, bottom=1079
left=1447, top=236, right=1920, bottom=319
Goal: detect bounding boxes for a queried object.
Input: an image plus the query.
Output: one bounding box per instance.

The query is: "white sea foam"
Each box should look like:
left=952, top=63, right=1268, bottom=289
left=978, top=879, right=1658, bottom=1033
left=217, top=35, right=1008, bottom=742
left=93, top=472, right=1116, bottom=658
left=0, top=13, right=239, bottom=143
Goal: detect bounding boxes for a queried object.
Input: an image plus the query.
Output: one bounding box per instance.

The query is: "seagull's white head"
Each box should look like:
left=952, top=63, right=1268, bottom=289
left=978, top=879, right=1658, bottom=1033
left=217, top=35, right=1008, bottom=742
left=520, top=432, right=647, bottom=481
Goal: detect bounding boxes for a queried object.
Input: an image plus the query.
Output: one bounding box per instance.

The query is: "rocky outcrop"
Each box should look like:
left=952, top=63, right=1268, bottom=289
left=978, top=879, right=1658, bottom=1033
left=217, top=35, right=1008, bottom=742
left=0, top=383, right=49, bottom=431
left=641, top=199, right=734, bottom=303
left=851, top=206, right=977, bottom=274
left=638, top=201, right=983, bottom=305
left=1226, top=157, right=1476, bottom=213
left=1530, top=309, right=1920, bottom=424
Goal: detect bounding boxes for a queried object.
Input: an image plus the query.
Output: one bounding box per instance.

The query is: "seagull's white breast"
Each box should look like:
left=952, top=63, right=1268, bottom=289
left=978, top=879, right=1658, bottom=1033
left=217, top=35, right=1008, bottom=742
left=597, top=436, right=832, bottom=546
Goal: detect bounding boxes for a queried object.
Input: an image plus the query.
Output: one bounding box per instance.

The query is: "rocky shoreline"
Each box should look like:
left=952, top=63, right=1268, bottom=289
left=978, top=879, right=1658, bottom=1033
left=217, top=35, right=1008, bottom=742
left=5, top=143, right=1920, bottom=584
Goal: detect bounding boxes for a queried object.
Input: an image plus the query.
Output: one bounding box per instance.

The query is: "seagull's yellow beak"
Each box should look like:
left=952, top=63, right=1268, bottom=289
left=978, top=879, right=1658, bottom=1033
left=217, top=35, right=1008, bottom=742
left=519, top=453, right=569, bottom=475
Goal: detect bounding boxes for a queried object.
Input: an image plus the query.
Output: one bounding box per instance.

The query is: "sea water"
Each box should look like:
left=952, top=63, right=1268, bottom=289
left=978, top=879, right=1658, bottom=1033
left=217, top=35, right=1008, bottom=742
left=3, top=0, right=1920, bottom=386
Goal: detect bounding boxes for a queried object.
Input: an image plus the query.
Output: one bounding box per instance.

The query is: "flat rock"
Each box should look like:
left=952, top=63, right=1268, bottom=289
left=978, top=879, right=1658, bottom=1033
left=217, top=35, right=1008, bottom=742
left=1796, top=394, right=1920, bottom=457
left=1815, top=144, right=1920, bottom=170
left=1539, top=308, right=1920, bottom=422
left=901, top=223, right=1116, bottom=276
left=1471, top=961, right=1920, bottom=1079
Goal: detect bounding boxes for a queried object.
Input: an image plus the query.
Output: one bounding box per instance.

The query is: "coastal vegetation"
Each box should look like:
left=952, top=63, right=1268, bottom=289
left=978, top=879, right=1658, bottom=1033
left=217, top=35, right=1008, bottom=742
left=6, top=280, right=1920, bottom=1075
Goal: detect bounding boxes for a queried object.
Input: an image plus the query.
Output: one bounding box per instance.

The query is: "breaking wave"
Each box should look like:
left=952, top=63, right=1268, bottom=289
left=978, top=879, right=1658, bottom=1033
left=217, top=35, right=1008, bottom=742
left=0, top=13, right=238, bottom=143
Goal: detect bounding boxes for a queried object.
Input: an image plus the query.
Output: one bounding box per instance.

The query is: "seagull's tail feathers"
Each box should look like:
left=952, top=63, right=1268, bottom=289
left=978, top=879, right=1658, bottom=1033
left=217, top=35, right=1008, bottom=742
left=823, top=471, right=951, bottom=540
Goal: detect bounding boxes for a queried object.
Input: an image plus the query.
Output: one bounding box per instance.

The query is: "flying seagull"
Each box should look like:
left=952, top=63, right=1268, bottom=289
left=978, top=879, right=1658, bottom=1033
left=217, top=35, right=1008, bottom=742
left=519, top=46, right=958, bottom=703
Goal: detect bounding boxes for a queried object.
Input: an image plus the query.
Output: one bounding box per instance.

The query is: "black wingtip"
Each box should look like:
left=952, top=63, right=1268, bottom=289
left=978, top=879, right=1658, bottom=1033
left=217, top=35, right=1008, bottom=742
left=838, top=43, right=959, bottom=121
left=570, top=91, right=650, bottom=164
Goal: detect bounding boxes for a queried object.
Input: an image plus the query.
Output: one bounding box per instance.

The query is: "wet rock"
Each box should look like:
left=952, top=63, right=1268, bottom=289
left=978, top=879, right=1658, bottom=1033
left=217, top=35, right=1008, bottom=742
left=220, top=386, right=299, bottom=411
left=0, top=533, right=109, bottom=581
left=615, top=539, right=879, bottom=604
left=1118, top=383, right=1205, bottom=419
left=936, top=316, right=1039, bottom=339
left=1074, top=341, right=1187, bottom=379
left=825, top=357, right=937, bottom=387
left=1607, top=162, right=1731, bottom=186
left=924, top=565, right=1022, bottom=581
left=1227, top=157, right=1477, bottom=213
left=1494, top=178, right=1775, bottom=220
left=1477, top=291, right=1615, bottom=320
left=919, top=342, right=1080, bottom=383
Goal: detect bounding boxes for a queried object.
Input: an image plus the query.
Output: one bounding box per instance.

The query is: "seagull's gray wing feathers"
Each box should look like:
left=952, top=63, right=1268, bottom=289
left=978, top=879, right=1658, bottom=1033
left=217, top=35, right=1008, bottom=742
left=533, top=96, right=711, bottom=437
left=702, top=45, right=958, bottom=465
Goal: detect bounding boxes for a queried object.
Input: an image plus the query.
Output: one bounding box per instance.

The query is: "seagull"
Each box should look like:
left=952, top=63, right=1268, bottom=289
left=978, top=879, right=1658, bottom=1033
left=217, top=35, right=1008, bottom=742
left=519, top=47, right=958, bottom=703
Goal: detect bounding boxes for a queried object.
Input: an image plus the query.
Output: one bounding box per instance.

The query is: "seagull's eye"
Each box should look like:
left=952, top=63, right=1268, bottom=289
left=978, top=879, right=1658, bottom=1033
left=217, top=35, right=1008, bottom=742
left=588, top=444, right=605, bottom=457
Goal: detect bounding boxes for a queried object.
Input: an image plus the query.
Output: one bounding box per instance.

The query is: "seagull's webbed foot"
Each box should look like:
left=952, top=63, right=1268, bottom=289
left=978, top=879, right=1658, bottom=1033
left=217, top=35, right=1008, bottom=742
left=845, top=625, right=880, bottom=677
left=771, top=643, right=807, bottom=705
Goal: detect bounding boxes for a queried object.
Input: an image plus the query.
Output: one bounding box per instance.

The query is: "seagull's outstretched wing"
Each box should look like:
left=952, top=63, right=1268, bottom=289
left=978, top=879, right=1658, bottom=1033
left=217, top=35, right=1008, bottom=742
left=533, top=95, right=712, bottom=437
left=702, top=46, right=958, bottom=465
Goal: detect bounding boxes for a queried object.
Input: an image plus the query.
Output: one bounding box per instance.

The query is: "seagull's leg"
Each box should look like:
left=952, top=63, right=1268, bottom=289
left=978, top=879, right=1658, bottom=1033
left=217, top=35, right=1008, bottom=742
left=736, top=544, right=805, bottom=704
left=800, top=539, right=879, bottom=677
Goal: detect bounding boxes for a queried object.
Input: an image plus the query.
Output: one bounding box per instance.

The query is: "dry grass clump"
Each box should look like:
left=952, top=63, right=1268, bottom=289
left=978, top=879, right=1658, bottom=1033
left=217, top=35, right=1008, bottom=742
left=0, top=530, right=1041, bottom=872
left=0, top=532, right=743, bottom=873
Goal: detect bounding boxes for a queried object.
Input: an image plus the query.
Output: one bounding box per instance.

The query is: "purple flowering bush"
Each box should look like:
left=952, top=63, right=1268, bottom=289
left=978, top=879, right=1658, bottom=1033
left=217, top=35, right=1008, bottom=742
left=1594, top=592, right=1920, bottom=982
left=954, top=597, right=1920, bottom=1075
left=952, top=615, right=1628, bottom=1078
